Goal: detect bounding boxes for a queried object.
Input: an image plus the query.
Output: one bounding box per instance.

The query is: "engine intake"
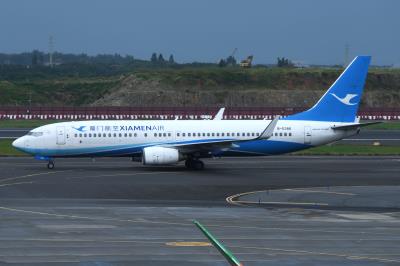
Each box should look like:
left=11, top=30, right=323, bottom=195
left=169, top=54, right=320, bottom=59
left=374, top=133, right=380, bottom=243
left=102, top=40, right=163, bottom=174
left=142, top=146, right=181, bottom=165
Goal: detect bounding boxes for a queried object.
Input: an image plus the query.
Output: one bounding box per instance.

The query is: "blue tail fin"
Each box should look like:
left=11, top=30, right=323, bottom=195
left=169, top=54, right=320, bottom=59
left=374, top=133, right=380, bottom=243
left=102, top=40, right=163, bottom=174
left=285, top=56, right=371, bottom=122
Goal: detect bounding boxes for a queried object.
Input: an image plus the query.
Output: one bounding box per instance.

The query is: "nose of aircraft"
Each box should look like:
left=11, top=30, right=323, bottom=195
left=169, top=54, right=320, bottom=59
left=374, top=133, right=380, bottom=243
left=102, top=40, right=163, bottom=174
left=12, top=138, right=23, bottom=149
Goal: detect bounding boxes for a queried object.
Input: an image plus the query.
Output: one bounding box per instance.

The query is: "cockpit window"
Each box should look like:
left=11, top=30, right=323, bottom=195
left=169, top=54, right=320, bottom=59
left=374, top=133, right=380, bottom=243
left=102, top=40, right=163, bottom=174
left=27, top=131, right=43, bottom=137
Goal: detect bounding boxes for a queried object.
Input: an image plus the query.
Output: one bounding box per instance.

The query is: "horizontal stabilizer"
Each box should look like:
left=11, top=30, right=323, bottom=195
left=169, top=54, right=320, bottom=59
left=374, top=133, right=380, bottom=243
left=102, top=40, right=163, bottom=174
left=331, top=121, right=382, bottom=130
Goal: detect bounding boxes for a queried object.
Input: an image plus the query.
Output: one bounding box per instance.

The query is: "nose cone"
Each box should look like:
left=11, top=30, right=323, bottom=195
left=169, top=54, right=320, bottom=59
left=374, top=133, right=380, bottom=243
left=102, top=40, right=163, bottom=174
left=12, top=138, right=23, bottom=150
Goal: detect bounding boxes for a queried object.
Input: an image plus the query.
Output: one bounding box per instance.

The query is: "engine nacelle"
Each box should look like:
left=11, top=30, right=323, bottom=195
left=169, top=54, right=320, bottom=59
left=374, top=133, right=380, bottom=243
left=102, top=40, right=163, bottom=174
left=142, top=146, right=181, bottom=165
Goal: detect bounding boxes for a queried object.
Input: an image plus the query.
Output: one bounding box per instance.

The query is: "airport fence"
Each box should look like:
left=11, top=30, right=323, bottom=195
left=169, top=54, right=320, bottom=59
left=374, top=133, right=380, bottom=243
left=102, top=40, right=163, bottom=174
left=0, top=106, right=399, bottom=120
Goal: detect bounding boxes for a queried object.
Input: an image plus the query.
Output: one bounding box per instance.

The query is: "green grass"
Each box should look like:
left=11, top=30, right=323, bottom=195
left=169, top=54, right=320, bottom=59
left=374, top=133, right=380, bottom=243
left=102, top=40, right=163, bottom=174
left=0, top=120, right=65, bottom=128
left=294, top=144, right=400, bottom=155
left=0, top=139, right=26, bottom=156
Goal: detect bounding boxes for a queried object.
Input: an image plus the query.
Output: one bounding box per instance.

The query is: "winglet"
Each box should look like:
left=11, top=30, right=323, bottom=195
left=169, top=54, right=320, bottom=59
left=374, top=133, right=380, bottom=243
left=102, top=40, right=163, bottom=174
left=258, top=115, right=280, bottom=139
left=213, top=108, right=225, bottom=120
left=193, top=220, right=243, bottom=266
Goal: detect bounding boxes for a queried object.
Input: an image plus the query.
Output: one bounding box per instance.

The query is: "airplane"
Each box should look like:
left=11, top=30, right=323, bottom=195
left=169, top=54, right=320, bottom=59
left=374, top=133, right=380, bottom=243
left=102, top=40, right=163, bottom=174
left=12, top=56, right=379, bottom=170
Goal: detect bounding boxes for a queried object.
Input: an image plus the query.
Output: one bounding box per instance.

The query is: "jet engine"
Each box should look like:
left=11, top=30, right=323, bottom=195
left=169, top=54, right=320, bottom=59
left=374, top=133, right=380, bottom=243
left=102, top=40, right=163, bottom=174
left=142, top=146, right=181, bottom=165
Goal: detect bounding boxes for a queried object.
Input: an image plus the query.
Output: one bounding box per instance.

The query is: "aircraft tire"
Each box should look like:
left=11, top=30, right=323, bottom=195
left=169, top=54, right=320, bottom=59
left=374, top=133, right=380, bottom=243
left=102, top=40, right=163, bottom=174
left=47, top=161, right=55, bottom=169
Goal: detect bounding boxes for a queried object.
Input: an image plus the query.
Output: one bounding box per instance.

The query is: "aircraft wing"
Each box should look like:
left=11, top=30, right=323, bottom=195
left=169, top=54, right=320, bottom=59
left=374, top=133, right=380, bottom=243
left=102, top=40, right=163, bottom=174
left=162, top=116, right=280, bottom=154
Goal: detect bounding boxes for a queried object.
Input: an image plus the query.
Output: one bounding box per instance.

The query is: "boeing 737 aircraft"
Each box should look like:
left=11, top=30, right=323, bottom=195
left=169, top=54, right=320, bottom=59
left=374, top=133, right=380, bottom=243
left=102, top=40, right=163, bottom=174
left=13, top=56, right=378, bottom=170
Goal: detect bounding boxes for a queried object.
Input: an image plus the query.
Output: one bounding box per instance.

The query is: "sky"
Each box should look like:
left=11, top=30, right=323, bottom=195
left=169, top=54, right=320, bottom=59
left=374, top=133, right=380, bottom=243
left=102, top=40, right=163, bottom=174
left=0, top=0, right=399, bottom=65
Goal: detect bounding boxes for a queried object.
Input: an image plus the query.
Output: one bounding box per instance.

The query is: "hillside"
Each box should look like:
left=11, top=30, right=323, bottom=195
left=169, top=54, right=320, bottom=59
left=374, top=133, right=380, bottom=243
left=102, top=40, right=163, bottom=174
left=1, top=67, right=400, bottom=108
left=94, top=67, right=400, bottom=108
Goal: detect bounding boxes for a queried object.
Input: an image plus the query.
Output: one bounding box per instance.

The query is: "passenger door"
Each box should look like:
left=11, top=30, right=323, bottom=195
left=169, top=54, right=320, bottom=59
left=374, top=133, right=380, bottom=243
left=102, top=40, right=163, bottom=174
left=304, top=126, right=312, bottom=145
left=56, top=126, right=66, bottom=145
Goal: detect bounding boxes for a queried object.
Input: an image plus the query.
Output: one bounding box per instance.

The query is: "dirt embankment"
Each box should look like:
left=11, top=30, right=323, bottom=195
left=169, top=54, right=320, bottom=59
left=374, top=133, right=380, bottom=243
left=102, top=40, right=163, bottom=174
left=92, top=70, right=400, bottom=108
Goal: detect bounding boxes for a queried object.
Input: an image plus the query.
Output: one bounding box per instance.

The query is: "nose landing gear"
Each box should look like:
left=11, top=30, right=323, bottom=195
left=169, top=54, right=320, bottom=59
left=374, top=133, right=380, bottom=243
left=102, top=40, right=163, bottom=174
left=47, top=160, right=55, bottom=169
left=34, top=155, right=55, bottom=169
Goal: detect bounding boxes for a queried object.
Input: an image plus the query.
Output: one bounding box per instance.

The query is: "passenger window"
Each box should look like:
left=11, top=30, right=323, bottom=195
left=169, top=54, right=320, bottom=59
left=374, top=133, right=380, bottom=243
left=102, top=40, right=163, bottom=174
left=119, top=133, right=122, bottom=137
left=222, top=133, right=225, bottom=137
left=163, top=133, right=166, bottom=137
left=183, top=133, right=186, bottom=137
left=108, top=133, right=111, bottom=137
left=168, top=133, right=171, bottom=137
left=75, top=134, right=78, bottom=138
left=188, top=133, right=191, bottom=137
left=256, top=133, right=260, bottom=136
left=212, top=133, right=215, bottom=137
left=84, top=134, right=87, bottom=137
left=247, top=133, right=250, bottom=136
left=124, top=133, right=127, bottom=137
left=227, top=133, right=230, bottom=136
left=284, top=133, right=287, bottom=136
left=242, top=133, right=245, bottom=137
left=144, top=133, right=147, bottom=137
left=207, top=133, right=210, bottom=137
left=88, top=133, right=92, bottom=137
left=202, top=133, right=206, bottom=137
left=177, top=133, right=180, bottom=137
left=154, top=133, right=157, bottom=137
left=216, top=133, right=220, bottom=137
left=289, top=132, right=292, bottom=136
left=279, top=133, right=283, bottom=136
left=129, top=133, right=132, bottom=137
left=134, top=133, right=137, bottom=137
left=93, top=133, right=96, bottom=137
left=251, top=133, right=255, bottom=137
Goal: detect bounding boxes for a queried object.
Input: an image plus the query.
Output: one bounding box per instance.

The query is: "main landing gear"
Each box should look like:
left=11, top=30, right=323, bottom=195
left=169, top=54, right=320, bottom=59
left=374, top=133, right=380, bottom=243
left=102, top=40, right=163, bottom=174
left=47, top=160, right=55, bottom=169
left=185, top=159, right=204, bottom=170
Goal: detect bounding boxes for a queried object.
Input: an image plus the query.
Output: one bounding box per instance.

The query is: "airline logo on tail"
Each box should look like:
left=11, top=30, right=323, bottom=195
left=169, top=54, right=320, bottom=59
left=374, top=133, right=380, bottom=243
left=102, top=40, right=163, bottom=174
left=330, top=93, right=359, bottom=106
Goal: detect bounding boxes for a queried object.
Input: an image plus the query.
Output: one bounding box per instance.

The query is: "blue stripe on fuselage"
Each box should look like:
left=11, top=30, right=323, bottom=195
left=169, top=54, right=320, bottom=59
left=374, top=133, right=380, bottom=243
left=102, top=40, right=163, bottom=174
left=21, top=138, right=311, bottom=158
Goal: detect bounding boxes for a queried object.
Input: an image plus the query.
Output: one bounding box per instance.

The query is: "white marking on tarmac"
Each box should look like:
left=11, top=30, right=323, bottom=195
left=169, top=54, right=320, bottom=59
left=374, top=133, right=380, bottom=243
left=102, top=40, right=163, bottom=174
left=284, top=188, right=356, bottom=196
left=0, top=170, right=73, bottom=183
left=0, top=181, right=34, bottom=187
left=227, top=244, right=400, bottom=264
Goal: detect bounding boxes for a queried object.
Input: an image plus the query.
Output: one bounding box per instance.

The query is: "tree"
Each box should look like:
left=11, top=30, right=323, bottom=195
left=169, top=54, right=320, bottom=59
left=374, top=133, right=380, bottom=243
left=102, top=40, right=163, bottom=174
left=158, top=53, right=165, bottom=63
left=32, top=50, right=39, bottom=66
left=226, top=55, right=236, bottom=66
left=151, top=53, right=158, bottom=63
left=277, top=57, right=293, bottom=68
left=218, top=59, right=227, bottom=67
left=168, top=54, right=175, bottom=64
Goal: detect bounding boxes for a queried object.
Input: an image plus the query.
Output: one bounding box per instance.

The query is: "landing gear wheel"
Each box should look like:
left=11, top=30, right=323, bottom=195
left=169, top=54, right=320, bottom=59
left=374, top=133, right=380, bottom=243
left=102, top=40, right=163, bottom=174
left=47, top=161, right=55, bottom=169
left=193, top=160, right=204, bottom=170
left=185, top=160, right=192, bottom=169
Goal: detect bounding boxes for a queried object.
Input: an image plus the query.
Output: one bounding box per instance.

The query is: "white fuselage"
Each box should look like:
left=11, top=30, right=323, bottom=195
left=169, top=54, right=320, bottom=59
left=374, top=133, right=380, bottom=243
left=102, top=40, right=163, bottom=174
left=12, top=119, right=357, bottom=158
